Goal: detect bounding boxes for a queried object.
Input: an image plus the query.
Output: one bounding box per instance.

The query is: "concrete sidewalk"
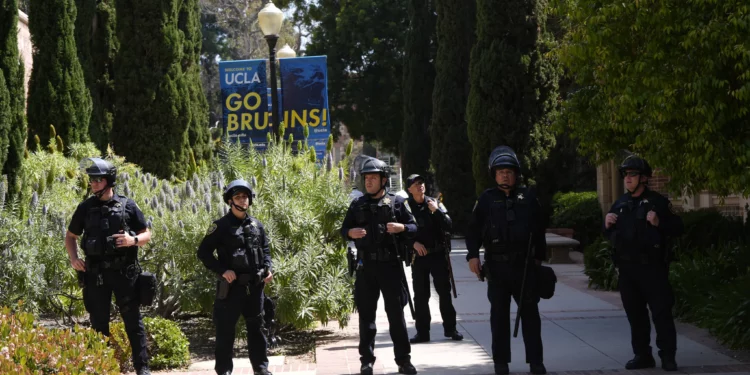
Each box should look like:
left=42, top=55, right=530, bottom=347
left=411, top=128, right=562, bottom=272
left=315, top=240, right=750, bottom=375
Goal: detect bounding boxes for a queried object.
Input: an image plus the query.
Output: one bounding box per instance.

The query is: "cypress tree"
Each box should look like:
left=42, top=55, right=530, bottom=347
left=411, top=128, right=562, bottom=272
left=27, top=0, right=92, bottom=148
left=0, top=0, right=27, bottom=187
left=0, top=71, right=8, bottom=169
left=181, top=0, right=210, bottom=163
left=75, top=0, right=117, bottom=151
left=466, top=0, right=558, bottom=194
left=113, top=0, right=208, bottom=179
left=430, top=0, right=476, bottom=234
left=400, top=0, right=435, bottom=182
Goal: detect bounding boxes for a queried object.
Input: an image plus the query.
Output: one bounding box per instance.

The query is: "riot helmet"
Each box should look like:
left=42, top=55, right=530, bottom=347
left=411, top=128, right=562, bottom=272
left=80, top=157, right=117, bottom=197
left=360, top=157, right=390, bottom=196
left=618, top=154, right=652, bottom=194
left=223, top=179, right=255, bottom=212
left=618, top=155, right=652, bottom=178
left=488, top=146, right=521, bottom=189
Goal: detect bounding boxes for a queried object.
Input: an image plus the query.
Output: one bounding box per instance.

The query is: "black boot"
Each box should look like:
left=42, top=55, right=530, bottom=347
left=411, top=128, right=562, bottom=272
left=360, top=362, right=374, bottom=375
left=625, top=354, right=656, bottom=370
left=444, top=330, right=464, bottom=341
left=494, top=363, right=509, bottom=375
left=398, top=361, right=417, bottom=374
left=254, top=369, right=273, bottom=375
left=136, top=365, right=151, bottom=375
left=409, top=332, right=430, bottom=344
left=661, top=357, right=678, bottom=371
left=530, top=363, right=547, bottom=374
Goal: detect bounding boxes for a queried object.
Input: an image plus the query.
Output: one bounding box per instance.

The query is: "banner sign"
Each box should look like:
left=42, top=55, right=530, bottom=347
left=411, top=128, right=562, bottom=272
left=219, top=56, right=331, bottom=160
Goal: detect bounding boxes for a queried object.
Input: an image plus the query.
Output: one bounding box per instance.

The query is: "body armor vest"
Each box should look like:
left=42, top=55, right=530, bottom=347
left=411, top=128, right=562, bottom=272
left=353, top=195, right=398, bottom=261
left=484, top=188, right=533, bottom=259
left=409, top=196, right=439, bottom=249
left=225, top=217, right=264, bottom=273
left=82, top=195, right=130, bottom=260
left=611, top=195, right=663, bottom=262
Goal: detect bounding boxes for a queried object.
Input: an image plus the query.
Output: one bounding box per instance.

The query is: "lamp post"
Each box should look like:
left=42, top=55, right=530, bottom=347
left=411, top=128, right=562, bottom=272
left=258, top=1, right=284, bottom=142
left=277, top=44, right=297, bottom=58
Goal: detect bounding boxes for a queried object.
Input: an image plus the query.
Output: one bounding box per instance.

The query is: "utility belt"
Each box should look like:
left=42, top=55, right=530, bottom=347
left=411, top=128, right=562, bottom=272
left=77, top=258, right=157, bottom=307
left=216, top=269, right=268, bottom=300
left=361, top=246, right=397, bottom=262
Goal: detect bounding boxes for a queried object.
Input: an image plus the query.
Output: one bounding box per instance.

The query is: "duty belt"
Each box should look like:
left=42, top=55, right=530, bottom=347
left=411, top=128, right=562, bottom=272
left=484, top=253, right=514, bottom=263
left=364, top=247, right=393, bottom=262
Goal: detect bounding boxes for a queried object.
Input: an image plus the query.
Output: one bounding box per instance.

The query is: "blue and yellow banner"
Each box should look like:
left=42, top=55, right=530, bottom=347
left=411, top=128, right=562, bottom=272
left=219, top=56, right=331, bottom=159
left=279, top=56, right=331, bottom=148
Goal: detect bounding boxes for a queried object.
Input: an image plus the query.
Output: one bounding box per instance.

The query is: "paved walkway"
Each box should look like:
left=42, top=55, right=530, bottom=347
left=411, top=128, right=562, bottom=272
left=314, top=240, right=750, bottom=375
left=142, top=240, right=749, bottom=375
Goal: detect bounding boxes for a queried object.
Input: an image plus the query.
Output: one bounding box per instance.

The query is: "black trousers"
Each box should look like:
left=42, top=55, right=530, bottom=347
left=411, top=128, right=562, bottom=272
left=485, top=261, right=543, bottom=364
left=411, top=252, right=457, bottom=335
left=355, top=260, right=411, bottom=366
left=617, top=262, right=677, bottom=359
left=213, top=281, right=269, bottom=373
left=83, top=267, right=149, bottom=370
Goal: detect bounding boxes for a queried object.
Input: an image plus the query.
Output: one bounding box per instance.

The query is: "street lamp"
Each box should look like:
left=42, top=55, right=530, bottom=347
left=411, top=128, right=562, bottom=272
left=258, top=1, right=284, bottom=141
left=277, top=44, right=296, bottom=58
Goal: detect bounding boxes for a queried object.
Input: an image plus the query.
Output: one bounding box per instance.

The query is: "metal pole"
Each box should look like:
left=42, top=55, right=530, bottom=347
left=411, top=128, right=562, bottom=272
left=265, top=34, right=280, bottom=142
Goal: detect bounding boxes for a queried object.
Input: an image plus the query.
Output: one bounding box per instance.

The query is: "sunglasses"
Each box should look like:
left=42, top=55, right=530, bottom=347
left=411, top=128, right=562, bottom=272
left=623, top=171, right=640, bottom=178
left=89, top=176, right=105, bottom=183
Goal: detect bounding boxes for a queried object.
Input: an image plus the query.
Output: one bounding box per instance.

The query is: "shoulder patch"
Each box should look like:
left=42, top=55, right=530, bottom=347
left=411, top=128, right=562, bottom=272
left=206, top=223, right=218, bottom=236
left=403, top=200, right=412, bottom=213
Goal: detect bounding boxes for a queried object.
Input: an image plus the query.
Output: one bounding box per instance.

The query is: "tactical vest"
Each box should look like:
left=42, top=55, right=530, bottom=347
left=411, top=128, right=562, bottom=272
left=82, top=195, right=132, bottom=263
left=225, top=217, right=265, bottom=273
left=409, top=196, right=439, bottom=250
left=484, top=188, right=533, bottom=260
left=611, top=194, right=664, bottom=263
left=353, top=194, right=398, bottom=261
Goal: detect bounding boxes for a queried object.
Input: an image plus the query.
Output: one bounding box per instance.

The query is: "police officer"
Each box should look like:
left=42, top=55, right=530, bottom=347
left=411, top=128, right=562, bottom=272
left=604, top=155, right=684, bottom=372
left=466, top=146, right=547, bottom=375
left=404, top=174, right=463, bottom=344
left=197, top=179, right=274, bottom=375
left=65, top=158, right=152, bottom=375
left=340, top=157, right=418, bottom=375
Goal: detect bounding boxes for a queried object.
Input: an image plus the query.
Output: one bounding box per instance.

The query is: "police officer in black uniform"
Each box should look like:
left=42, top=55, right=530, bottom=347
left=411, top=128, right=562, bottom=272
left=65, top=158, right=152, bottom=375
left=404, top=174, right=463, bottom=344
left=604, top=155, right=684, bottom=372
left=466, top=146, right=547, bottom=375
left=341, top=157, right=419, bottom=375
left=197, top=179, right=274, bottom=375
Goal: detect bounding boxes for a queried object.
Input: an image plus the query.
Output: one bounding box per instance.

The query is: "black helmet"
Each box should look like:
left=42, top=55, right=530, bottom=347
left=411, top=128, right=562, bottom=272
left=618, top=155, right=652, bottom=178
left=405, top=174, right=424, bottom=188
left=360, top=157, right=389, bottom=176
left=81, top=157, right=117, bottom=186
left=488, top=146, right=521, bottom=177
left=223, top=179, right=255, bottom=206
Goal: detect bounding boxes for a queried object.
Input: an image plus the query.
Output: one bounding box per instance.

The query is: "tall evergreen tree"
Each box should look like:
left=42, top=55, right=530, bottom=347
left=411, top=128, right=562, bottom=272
left=182, top=0, right=210, bottom=163
left=75, top=0, right=117, bottom=151
left=1, top=0, right=28, bottom=186
left=0, top=71, right=8, bottom=170
left=466, top=0, right=559, bottom=194
left=113, top=0, right=208, bottom=179
left=27, top=0, right=92, bottom=148
left=430, top=0, right=476, bottom=234
left=400, top=0, right=436, bottom=184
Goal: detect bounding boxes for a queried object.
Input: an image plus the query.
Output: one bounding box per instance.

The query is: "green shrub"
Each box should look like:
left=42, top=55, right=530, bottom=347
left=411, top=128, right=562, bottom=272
left=0, top=304, right=120, bottom=374
left=550, top=191, right=602, bottom=248
left=582, top=236, right=618, bottom=290
left=111, top=316, right=190, bottom=371
left=673, top=208, right=747, bottom=258
left=0, top=134, right=354, bottom=332
left=669, top=241, right=750, bottom=349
